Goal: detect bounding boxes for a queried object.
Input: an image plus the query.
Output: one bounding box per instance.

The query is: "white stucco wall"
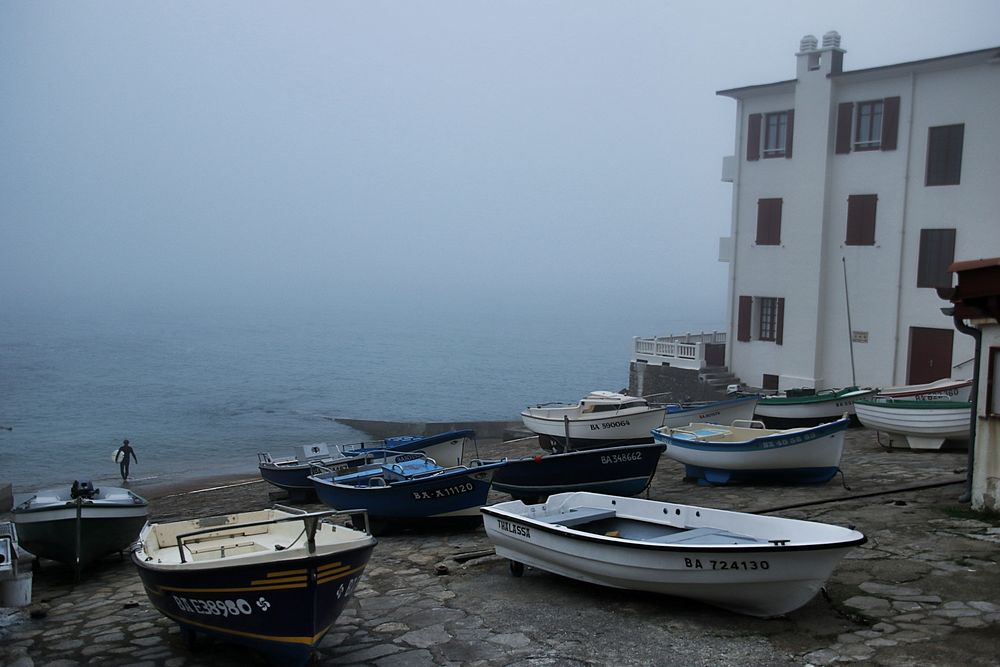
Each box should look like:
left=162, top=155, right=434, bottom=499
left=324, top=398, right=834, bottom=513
left=972, top=323, right=1000, bottom=512
left=721, top=45, right=999, bottom=391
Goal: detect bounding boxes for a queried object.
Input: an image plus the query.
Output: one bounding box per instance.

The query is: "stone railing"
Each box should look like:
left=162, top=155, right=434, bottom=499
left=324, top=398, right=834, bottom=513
left=632, top=331, right=727, bottom=370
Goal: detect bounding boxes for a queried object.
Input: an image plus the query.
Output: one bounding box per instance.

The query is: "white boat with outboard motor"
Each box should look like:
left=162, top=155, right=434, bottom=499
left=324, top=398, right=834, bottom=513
left=482, top=491, right=866, bottom=618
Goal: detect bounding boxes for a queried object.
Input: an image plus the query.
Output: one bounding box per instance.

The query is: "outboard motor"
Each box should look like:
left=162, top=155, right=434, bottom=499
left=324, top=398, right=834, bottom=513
left=70, top=480, right=99, bottom=500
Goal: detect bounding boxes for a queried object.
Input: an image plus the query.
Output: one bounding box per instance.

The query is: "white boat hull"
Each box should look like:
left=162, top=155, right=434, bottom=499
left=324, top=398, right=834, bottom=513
left=662, top=396, right=759, bottom=429
left=482, top=492, right=865, bottom=617
left=520, top=408, right=665, bottom=446
left=877, top=378, right=972, bottom=402
left=754, top=388, right=875, bottom=427
left=854, top=400, right=971, bottom=450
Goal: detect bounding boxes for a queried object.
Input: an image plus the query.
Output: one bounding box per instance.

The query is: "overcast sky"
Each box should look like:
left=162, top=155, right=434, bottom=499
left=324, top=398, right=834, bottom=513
left=2, top=1, right=998, bottom=332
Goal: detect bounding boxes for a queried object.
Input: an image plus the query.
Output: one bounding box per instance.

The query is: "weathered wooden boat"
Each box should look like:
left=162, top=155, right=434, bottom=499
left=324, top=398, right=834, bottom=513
left=309, top=453, right=506, bottom=524
left=12, top=481, right=148, bottom=578
left=488, top=442, right=665, bottom=503
left=521, top=391, right=665, bottom=451
left=875, top=378, right=973, bottom=402
left=132, top=506, right=376, bottom=666
left=662, top=395, right=759, bottom=429
left=651, top=418, right=850, bottom=485
left=854, top=398, right=972, bottom=450
left=482, top=491, right=865, bottom=617
left=257, top=429, right=474, bottom=498
left=753, top=387, right=875, bottom=428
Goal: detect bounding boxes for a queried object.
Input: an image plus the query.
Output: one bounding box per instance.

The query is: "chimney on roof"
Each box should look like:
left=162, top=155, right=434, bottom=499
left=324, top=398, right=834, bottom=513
left=797, top=30, right=845, bottom=77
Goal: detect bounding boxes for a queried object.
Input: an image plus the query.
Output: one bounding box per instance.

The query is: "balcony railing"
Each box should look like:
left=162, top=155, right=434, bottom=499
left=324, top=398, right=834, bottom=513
left=632, top=332, right=727, bottom=370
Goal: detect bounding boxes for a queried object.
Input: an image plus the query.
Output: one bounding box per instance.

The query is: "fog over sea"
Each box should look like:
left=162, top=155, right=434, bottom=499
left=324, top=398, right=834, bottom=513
left=1, top=298, right=721, bottom=495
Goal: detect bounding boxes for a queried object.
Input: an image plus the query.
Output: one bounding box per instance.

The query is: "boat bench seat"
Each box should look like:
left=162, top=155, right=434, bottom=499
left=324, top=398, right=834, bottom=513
left=546, top=507, right=617, bottom=527
left=647, top=527, right=760, bottom=545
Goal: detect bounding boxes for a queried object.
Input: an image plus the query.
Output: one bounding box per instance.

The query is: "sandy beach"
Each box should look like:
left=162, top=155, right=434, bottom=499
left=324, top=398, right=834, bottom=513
left=3, top=426, right=1000, bottom=666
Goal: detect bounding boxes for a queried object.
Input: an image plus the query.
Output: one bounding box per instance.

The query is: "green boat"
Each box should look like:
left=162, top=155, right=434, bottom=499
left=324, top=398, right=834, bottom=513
left=13, top=481, right=149, bottom=579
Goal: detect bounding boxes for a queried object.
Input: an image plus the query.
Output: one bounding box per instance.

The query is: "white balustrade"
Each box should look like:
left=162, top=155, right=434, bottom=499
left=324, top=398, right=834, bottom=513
left=631, top=332, right=727, bottom=370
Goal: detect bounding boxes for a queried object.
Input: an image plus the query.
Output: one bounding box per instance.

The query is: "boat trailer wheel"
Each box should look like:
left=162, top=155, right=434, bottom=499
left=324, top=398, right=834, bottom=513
left=508, top=560, right=524, bottom=577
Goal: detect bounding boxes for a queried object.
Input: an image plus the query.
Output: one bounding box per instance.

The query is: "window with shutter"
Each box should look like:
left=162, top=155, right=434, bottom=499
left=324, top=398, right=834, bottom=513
left=846, top=194, right=878, bottom=246
left=926, top=124, right=964, bottom=186
left=755, top=198, right=782, bottom=245
left=737, top=296, right=752, bottom=342
left=835, top=103, right=853, bottom=154
left=747, top=114, right=761, bottom=161
left=917, top=229, right=956, bottom=288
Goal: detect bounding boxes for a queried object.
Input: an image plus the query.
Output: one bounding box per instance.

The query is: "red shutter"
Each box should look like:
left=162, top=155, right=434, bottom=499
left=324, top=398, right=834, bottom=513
left=881, top=96, right=900, bottom=151
left=835, top=102, right=853, bottom=154
left=847, top=195, right=878, bottom=245
left=784, top=109, right=794, bottom=159
left=737, top=296, right=752, bottom=342
left=747, top=114, right=761, bottom=161
left=775, top=298, right=785, bottom=346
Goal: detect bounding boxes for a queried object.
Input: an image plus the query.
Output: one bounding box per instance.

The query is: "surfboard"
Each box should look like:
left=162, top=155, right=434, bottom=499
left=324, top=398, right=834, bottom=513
left=112, top=448, right=122, bottom=463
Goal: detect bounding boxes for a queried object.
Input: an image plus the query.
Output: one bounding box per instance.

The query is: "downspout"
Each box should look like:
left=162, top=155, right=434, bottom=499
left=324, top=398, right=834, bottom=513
left=893, top=72, right=917, bottom=383
left=953, top=315, right=980, bottom=503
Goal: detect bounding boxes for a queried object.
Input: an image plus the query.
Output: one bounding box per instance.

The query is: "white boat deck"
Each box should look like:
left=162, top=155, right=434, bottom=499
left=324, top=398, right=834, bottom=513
left=536, top=506, right=763, bottom=545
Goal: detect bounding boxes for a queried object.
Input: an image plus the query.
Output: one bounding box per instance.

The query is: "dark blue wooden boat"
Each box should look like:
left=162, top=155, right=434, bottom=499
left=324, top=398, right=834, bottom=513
left=308, top=453, right=505, bottom=524
left=132, top=507, right=376, bottom=666
left=257, top=429, right=475, bottom=498
left=489, top=442, right=665, bottom=503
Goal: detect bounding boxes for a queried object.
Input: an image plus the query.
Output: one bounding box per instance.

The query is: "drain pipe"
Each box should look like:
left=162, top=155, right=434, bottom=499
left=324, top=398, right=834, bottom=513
left=953, top=315, right=981, bottom=503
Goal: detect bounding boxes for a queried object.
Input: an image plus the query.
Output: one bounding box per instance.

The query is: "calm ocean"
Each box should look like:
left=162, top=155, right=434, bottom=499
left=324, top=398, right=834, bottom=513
left=1, top=300, right=704, bottom=495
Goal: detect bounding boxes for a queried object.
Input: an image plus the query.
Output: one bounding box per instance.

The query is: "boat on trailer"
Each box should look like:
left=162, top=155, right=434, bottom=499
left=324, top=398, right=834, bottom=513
left=854, top=398, right=972, bottom=450
left=753, top=387, right=874, bottom=428
left=521, top=391, right=666, bottom=451
left=482, top=491, right=866, bottom=618
left=488, top=441, right=665, bottom=503
left=651, top=418, right=850, bottom=485
left=132, top=506, right=376, bottom=666
left=13, top=481, right=148, bottom=579
left=257, top=429, right=474, bottom=499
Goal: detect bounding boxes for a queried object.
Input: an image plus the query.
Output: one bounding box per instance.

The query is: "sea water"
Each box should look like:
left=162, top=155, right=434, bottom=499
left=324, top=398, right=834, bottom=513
left=1, top=299, right=708, bottom=494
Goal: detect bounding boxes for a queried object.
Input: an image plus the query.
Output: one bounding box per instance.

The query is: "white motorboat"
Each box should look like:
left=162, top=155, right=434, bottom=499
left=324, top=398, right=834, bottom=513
left=854, top=398, right=972, bottom=450
left=521, top=391, right=665, bottom=451
left=662, top=395, right=759, bottom=429
left=875, top=378, right=972, bottom=402
left=651, top=418, right=849, bottom=485
left=754, top=387, right=875, bottom=428
left=482, top=491, right=866, bottom=618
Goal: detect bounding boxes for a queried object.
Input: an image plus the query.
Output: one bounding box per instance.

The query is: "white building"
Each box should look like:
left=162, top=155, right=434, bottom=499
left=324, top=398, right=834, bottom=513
left=717, top=33, right=1000, bottom=391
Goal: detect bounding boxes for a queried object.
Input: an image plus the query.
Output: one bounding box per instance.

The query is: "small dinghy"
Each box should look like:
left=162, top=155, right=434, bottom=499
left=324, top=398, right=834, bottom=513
left=875, top=377, right=972, bottom=402
left=854, top=398, right=972, bottom=449
left=132, top=506, right=376, bottom=666
left=651, top=418, right=849, bottom=485
left=13, top=481, right=149, bottom=579
left=309, top=452, right=506, bottom=527
left=489, top=442, right=665, bottom=503
left=257, top=429, right=474, bottom=498
left=754, top=387, right=875, bottom=428
left=482, top=491, right=866, bottom=617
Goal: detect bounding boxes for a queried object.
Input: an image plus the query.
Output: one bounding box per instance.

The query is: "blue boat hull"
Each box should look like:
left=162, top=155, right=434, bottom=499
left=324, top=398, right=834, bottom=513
left=133, top=541, right=375, bottom=666
left=490, top=443, right=664, bottom=501
left=310, top=464, right=502, bottom=521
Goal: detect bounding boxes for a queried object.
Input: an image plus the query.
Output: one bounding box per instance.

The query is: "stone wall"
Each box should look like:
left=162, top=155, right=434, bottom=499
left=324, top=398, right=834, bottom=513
left=628, top=361, right=727, bottom=402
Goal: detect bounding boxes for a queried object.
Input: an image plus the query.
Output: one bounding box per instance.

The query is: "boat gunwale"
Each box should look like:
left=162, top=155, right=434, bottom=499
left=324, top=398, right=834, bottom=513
left=757, top=387, right=875, bottom=405
left=653, top=417, right=850, bottom=451
left=481, top=506, right=867, bottom=553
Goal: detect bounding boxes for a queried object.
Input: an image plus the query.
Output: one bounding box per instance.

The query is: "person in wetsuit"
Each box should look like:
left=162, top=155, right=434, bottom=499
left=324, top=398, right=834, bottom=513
left=117, top=438, right=137, bottom=481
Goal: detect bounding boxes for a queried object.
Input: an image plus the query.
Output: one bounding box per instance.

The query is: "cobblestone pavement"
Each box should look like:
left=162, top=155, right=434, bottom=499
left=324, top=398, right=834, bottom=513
left=2, top=428, right=999, bottom=666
